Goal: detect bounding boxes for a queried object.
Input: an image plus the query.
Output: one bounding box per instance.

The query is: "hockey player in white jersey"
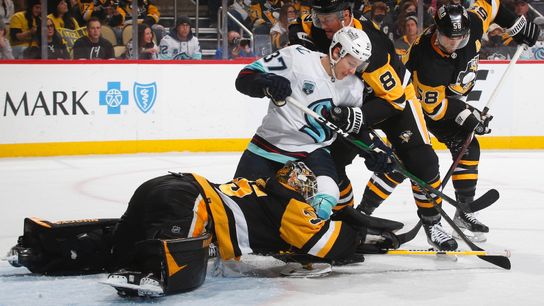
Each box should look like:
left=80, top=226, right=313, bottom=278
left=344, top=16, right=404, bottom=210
left=234, top=27, right=388, bottom=221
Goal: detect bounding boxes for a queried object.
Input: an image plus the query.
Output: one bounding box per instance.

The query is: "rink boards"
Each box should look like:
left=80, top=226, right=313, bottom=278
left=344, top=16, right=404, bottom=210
left=0, top=60, right=543, bottom=157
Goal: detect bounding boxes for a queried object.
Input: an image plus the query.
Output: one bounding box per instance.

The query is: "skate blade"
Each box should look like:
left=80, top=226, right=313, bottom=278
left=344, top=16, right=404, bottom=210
left=452, top=228, right=487, bottom=243
left=100, top=277, right=164, bottom=298
left=280, top=262, right=332, bottom=278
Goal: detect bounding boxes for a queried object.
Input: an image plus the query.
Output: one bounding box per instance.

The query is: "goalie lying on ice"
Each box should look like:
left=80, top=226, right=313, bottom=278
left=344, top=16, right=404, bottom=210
left=7, top=161, right=404, bottom=297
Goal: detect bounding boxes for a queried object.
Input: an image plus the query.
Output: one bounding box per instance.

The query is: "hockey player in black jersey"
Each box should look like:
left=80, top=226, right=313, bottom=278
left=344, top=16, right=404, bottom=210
left=7, top=162, right=403, bottom=297
left=358, top=1, right=540, bottom=242
left=289, top=0, right=457, bottom=250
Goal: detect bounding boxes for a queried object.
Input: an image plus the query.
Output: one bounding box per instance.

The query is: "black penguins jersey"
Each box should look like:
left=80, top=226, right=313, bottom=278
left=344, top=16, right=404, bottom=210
left=289, top=15, right=417, bottom=117
left=403, top=0, right=501, bottom=121
left=190, top=174, right=360, bottom=261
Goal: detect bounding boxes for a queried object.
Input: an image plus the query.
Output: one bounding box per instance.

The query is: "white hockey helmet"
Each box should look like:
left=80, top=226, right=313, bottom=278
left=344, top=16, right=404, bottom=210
left=329, top=27, right=372, bottom=66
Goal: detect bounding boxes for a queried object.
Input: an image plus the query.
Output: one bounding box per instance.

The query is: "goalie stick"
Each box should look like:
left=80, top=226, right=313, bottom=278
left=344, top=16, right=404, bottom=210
left=285, top=97, right=499, bottom=213
left=383, top=248, right=511, bottom=257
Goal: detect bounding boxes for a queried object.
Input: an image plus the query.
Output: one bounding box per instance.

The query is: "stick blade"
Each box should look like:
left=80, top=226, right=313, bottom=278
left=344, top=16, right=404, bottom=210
left=478, top=255, right=511, bottom=270
left=467, top=189, right=500, bottom=212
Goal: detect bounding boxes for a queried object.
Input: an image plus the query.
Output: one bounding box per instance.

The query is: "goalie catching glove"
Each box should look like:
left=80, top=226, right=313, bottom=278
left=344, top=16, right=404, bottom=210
left=455, top=108, right=493, bottom=135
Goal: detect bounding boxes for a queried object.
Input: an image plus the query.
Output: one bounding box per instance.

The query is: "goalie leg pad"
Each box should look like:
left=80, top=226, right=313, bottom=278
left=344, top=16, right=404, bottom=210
left=9, top=217, right=118, bottom=275
left=109, top=233, right=212, bottom=296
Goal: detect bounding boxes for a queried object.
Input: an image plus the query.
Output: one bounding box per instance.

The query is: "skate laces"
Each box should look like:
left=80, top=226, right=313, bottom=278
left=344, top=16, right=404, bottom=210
left=462, top=211, right=484, bottom=225
left=209, top=243, right=218, bottom=258
left=430, top=223, right=452, bottom=243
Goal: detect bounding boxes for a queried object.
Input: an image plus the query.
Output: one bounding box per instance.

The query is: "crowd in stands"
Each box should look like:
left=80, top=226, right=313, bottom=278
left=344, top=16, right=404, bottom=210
left=1, top=0, right=544, bottom=60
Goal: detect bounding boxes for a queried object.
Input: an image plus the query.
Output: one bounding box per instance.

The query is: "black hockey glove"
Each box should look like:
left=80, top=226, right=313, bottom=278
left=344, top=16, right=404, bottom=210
left=329, top=106, right=364, bottom=134
left=357, top=227, right=401, bottom=254
left=508, top=15, right=540, bottom=47
left=261, top=73, right=292, bottom=107
left=455, top=108, right=493, bottom=135
left=359, top=136, right=395, bottom=173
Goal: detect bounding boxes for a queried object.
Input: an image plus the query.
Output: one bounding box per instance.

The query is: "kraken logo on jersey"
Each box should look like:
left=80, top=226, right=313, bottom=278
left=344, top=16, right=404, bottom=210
left=449, top=55, right=479, bottom=95
left=300, top=99, right=334, bottom=143
left=302, top=80, right=316, bottom=95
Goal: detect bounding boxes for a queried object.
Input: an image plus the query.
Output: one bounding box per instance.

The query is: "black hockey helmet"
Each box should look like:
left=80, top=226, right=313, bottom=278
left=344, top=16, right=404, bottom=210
left=434, top=4, right=471, bottom=51
left=435, top=4, right=470, bottom=38
left=312, top=0, right=348, bottom=14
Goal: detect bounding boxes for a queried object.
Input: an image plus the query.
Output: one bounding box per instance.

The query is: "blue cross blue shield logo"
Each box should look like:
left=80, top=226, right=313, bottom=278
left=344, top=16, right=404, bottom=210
left=99, top=82, right=129, bottom=114
left=133, top=82, right=157, bottom=113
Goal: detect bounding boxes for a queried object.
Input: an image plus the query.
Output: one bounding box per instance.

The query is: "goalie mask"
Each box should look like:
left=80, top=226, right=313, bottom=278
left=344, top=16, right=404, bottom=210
left=276, top=161, right=318, bottom=202
left=434, top=4, right=471, bottom=53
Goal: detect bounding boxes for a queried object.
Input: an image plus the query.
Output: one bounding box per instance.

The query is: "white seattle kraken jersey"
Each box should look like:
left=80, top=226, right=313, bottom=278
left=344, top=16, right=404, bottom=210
left=246, top=45, right=364, bottom=154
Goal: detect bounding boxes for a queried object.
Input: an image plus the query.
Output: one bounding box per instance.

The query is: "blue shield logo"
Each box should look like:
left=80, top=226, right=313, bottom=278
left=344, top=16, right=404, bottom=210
left=133, top=82, right=157, bottom=113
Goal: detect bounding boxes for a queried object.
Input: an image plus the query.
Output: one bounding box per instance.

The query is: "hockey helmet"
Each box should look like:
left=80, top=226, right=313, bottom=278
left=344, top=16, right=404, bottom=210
left=329, top=27, right=372, bottom=70
left=276, top=161, right=318, bottom=202
left=434, top=4, right=471, bottom=52
left=312, top=0, right=353, bottom=29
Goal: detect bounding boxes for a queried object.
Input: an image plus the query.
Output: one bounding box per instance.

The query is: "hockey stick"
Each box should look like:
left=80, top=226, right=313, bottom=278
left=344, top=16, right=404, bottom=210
left=286, top=97, right=510, bottom=269
left=440, top=44, right=526, bottom=188
left=367, top=131, right=511, bottom=270
left=383, top=249, right=511, bottom=257
left=285, top=97, right=498, bottom=213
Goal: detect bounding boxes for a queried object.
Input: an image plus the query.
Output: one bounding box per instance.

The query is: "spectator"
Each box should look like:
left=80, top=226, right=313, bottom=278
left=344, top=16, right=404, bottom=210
left=369, top=2, right=394, bottom=40
left=293, top=0, right=310, bottom=16
left=118, top=0, right=159, bottom=26
left=394, top=13, right=418, bottom=57
left=391, top=0, right=417, bottom=40
left=520, top=16, right=544, bottom=59
left=227, top=0, right=252, bottom=33
left=72, top=16, right=114, bottom=59
left=0, top=18, right=14, bottom=59
left=270, top=3, right=295, bottom=51
left=125, top=22, right=157, bottom=59
left=8, top=0, right=41, bottom=58
left=48, top=0, right=80, bottom=30
left=69, top=0, right=85, bottom=26
left=1, top=0, right=14, bottom=25
left=158, top=16, right=201, bottom=60
left=481, top=23, right=516, bottom=60
left=514, top=0, right=538, bottom=22
left=215, top=30, right=254, bottom=59
left=82, top=0, right=122, bottom=26
left=110, top=0, right=165, bottom=44
left=23, top=17, right=70, bottom=59
left=249, top=0, right=282, bottom=33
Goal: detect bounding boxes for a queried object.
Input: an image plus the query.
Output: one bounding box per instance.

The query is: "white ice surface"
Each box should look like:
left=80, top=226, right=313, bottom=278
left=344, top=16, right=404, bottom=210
left=1, top=151, right=543, bottom=305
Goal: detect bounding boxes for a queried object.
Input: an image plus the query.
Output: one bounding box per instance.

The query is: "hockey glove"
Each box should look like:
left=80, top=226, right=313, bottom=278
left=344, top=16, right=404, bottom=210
left=329, top=106, right=364, bottom=134
left=455, top=108, right=493, bottom=135
left=357, top=228, right=401, bottom=254
left=507, top=15, right=540, bottom=47
left=359, top=137, right=395, bottom=173
left=261, top=73, right=292, bottom=107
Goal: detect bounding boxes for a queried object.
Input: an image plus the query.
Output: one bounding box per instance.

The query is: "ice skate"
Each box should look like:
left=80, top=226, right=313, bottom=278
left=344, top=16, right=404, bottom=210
left=453, top=210, right=489, bottom=242
left=424, top=222, right=458, bottom=251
